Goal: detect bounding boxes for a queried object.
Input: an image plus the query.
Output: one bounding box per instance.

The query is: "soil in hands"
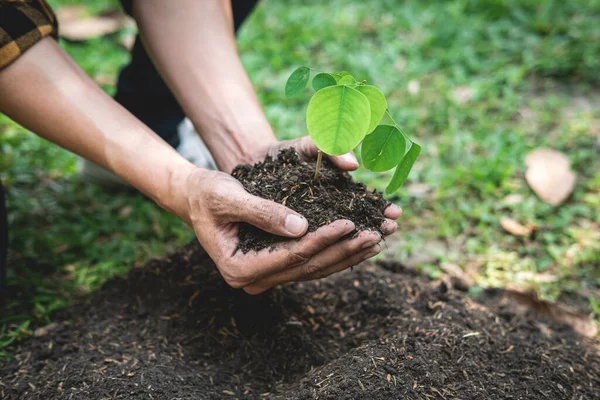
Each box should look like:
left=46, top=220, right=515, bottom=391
left=2, top=242, right=599, bottom=400
left=232, top=148, right=388, bottom=252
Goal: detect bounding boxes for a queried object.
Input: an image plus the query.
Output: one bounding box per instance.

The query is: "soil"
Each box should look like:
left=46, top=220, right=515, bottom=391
left=232, top=149, right=388, bottom=252
left=1, top=242, right=599, bottom=399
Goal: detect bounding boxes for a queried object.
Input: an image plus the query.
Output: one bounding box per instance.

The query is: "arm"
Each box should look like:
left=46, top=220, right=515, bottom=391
left=131, top=0, right=273, bottom=173
left=0, top=37, right=193, bottom=218
left=131, top=0, right=360, bottom=173
left=0, top=38, right=385, bottom=294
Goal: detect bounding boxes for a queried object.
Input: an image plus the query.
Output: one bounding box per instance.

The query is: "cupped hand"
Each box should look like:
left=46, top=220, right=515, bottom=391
left=254, top=136, right=402, bottom=235
left=176, top=167, right=401, bottom=294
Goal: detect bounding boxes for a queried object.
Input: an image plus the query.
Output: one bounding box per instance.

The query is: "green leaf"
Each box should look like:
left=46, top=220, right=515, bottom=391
left=285, top=66, right=310, bottom=98
left=356, top=85, right=387, bottom=133
left=312, top=73, right=337, bottom=91
left=361, top=125, right=407, bottom=172
left=306, top=85, right=371, bottom=156
left=385, top=142, right=421, bottom=194
left=332, top=71, right=352, bottom=82
left=338, top=74, right=357, bottom=85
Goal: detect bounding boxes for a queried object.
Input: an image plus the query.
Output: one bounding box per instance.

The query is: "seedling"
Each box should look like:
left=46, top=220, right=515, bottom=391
left=285, top=66, right=420, bottom=194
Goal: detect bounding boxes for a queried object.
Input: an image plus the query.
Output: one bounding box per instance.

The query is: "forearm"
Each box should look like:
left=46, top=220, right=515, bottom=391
left=132, top=0, right=276, bottom=172
left=0, top=38, right=195, bottom=220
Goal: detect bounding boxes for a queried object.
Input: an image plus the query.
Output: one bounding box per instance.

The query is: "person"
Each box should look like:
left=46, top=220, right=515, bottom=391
left=0, top=0, right=401, bottom=295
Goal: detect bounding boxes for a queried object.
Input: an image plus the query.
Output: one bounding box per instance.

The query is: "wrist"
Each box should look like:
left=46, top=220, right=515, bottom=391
left=158, top=162, right=201, bottom=225
left=190, top=114, right=277, bottom=173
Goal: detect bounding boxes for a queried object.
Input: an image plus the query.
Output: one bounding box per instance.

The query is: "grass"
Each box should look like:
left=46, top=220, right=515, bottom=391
left=1, top=0, right=599, bottom=353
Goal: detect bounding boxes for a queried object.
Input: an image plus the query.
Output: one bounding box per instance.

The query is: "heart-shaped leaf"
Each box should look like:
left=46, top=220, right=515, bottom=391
left=306, top=85, right=371, bottom=155
left=524, top=148, right=576, bottom=206
left=361, top=125, right=407, bottom=172
left=356, top=85, right=387, bottom=133
left=312, top=73, right=337, bottom=92
left=285, top=66, right=310, bottom=98
left=338, top=74, right=357, bottom=85
left=332, top=71, right=352, bottom=82
left=385, top=142, right=421, bottom=194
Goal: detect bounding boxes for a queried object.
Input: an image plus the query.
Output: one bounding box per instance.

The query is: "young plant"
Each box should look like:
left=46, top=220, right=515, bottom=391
left=285, top=66, right=421, bottom=195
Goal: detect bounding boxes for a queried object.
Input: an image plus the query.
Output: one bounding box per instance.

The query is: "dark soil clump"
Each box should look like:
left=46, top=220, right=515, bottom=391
left=1, top=242, right=599, bottom=399
left=232, top=149, right=388, bottom=252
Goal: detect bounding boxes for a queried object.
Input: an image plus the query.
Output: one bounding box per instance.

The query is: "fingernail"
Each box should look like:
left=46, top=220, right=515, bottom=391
left=285, top=214, right=308, bottom=236
left=363, top=244, right=381, bottom=260
left=360, top=233, right=382, bottom=249
left=339, top=153, right=359, bottom=167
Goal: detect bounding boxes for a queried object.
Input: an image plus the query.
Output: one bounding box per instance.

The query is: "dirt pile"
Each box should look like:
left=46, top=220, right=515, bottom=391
left=1, top=243, right=599, bottom=399
left=232, top=149, right=388, bottom=252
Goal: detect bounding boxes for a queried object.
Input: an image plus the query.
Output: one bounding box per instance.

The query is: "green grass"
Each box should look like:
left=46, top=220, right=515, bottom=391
left=1, top=0, right=599, bottom=353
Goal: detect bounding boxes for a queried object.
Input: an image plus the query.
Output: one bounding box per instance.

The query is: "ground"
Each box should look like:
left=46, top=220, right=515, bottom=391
left=1, top=243, right=599, bottom=399
left=1, top=0, right=599, bottom=357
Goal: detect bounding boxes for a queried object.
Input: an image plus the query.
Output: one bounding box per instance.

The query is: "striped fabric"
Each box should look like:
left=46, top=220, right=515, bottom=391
left=0, top=0, right=58, bottom=70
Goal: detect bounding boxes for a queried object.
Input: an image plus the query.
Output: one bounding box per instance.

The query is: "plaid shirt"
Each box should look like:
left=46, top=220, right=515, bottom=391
left=0, top=0, right=58, bottom=70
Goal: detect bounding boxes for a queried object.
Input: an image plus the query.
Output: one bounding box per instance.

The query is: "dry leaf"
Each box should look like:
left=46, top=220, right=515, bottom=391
left=502, top=193, right=524, bottom=206
left=440, top=263, right=475, bottom=291
left=407, top=80, right=420, bottom=95
left=525, top=148, right=576, bottom=206
left=405, top=183, right=432, bottom=198
left=505, top=288, right=598, bottom=338
left=34, top=322, right=59, bottom=337
left=500, top=217, right=533, bottom=237
left=59, top=15, right=123, bottom=41
left=452, top=86, right=474, bottom=105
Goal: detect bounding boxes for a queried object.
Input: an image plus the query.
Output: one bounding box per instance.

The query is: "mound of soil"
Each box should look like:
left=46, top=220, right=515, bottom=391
left=1, top=243, right=599, bottom=399
left=232, top=149, right=388, bottom=252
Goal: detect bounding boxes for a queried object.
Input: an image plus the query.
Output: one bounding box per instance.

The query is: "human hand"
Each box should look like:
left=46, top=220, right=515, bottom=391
left=251, top=136, right=402, bottom=236
left=173, top=167, right=399, bottom=294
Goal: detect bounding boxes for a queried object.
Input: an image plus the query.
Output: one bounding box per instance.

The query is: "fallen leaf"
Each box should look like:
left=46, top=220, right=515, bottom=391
left=118, top=205, right=133, bottom=218
left=59, top=13, right=123, bottom=41
left=452, top=86, right=474, bottom=105
left=34, top=322, right=59, bottom=337
left=502, top=193, right=524, bottom=206
left=500, top=217, right=533, bottom=237
left=405, top=183, right=432, bottom=198
left=505, top=288, right=598, bottom=338
left=407, top=80, right=420, bottom=95
left=440, top=263, right=475, bottom=291
left=525, top=148, right=576, bottom=206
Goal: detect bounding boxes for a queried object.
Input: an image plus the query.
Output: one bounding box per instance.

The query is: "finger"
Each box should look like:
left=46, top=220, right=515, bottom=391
left=384, top=204, right=402, bottom=219
left=243, top=243, right=382, bottom=295
left=239, top=219, right=356, bottom=281
left=289, top=136, right=359, bottom=171
left=244, top=230, right=381, bottom=291
left=227, top=189, right=309, bottom=238
left=303, top=243, right=381, bottom=281
left=328, top=152, right=359, bottom=171
left=381, top=219, right=398, bottom=236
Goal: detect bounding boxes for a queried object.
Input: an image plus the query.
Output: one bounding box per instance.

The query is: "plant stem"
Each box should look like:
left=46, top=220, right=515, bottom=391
left=385, top=109, right=413, bottom=143
left=314, top=151, right=323, bottom=180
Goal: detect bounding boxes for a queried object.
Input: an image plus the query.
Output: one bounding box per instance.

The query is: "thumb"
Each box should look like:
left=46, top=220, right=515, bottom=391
left=291, top=136, right=359, bottom=171
left=230, top=191, right=309, bottom=238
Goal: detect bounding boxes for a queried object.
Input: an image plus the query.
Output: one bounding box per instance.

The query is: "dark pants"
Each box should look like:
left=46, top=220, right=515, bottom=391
left=115, top=0, right=261, bottom=148
left=0, top=181, right=7, bottom=299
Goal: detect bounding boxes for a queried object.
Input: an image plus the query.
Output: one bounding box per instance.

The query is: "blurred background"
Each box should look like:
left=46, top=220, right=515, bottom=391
left=1, top=0, right=599, bottom=352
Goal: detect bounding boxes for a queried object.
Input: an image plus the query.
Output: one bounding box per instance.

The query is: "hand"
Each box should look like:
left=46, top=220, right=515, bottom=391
left=251, top=136, right=402, bottom=236
left=174, top=167, right=401, bottom=294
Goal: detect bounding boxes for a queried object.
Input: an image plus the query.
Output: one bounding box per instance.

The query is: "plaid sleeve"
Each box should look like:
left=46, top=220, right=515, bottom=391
left=0, top=0, right=58, bottom=70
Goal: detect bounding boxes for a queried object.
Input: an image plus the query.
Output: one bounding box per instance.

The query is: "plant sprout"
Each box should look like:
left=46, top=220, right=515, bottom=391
left=285, top=66, right=421, bottom=195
